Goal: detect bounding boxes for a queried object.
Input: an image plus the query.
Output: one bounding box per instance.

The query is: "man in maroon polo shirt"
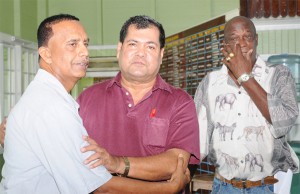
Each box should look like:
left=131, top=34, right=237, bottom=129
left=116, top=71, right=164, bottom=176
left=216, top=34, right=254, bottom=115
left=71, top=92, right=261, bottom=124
left=78, top=15, right=200, bottom=188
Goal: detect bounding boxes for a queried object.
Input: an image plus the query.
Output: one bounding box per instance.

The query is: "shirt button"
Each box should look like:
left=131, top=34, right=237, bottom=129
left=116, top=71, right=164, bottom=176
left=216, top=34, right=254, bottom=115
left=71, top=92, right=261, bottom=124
left=238, top=91, right=241, bottom=94
left=238, top=113, right=241, bottom=116
left=126, top=92, right=129, bottom=96
left=128, top=103, right=132, bottom=108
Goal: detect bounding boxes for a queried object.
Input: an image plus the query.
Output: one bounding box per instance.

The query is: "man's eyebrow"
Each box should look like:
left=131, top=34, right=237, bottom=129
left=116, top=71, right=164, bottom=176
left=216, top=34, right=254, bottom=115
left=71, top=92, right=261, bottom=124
left=146, top=41, right=158, bottom=45
left=126, top=39, right=138, bottom=43
left=67, top=38, right=89, bottom=43
left=67, top=38, right=80, bottom=43
left=126, top=39, right=158, bottom=45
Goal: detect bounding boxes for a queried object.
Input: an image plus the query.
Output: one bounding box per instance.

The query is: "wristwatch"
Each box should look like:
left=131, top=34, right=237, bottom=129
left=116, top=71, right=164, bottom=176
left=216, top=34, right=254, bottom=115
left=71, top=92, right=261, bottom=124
left=237, top=73, right=253, bottom=85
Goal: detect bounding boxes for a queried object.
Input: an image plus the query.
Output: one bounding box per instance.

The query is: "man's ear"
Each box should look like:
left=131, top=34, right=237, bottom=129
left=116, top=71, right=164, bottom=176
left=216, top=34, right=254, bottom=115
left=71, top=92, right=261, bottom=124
left=38, top=46, right=52, bottom=64
left=116, top=42, right=122, bottom=59
left=159, top=47, right=164, bottom=64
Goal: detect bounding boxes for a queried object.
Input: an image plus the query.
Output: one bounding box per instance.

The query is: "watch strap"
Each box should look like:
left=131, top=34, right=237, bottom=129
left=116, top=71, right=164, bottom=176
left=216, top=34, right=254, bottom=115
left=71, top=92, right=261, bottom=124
left=122, top=156, right=130, bottom=177
left=237, top=73, right=253, bottom=85
left=116, top=156, right=130, bottom=177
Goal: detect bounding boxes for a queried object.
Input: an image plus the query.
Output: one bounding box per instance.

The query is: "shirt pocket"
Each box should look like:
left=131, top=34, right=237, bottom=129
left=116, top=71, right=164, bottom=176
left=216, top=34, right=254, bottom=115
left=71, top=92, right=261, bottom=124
left=143, top=117, right=169, bottom=148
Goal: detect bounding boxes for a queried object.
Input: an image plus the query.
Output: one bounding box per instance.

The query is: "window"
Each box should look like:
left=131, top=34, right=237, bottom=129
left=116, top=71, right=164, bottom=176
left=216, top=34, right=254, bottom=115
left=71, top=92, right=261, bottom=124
left=2, top=45, right=16, bottom=118
left=0, top=33, right=38, bottom=120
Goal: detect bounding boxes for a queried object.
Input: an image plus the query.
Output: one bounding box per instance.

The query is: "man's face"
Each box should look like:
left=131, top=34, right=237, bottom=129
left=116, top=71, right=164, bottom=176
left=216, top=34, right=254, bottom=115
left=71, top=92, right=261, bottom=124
left=117, top=25, right=164, bottom=83
left=46, top=20, right=89, bottom=83
left=224, top=19, right=258, bottom=64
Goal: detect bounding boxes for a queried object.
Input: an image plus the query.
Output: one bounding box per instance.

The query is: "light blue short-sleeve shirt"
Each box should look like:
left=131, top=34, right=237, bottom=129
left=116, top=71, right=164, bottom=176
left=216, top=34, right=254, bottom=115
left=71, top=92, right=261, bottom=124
left=1, top=69, right=112, bottom=194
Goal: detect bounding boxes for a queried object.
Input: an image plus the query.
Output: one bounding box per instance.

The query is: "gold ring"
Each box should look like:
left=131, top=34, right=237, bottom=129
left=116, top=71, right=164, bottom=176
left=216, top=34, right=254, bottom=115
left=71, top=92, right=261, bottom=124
left=229, top=53, right=235, bottom=58
left=226, top=56, right=231, bottom=61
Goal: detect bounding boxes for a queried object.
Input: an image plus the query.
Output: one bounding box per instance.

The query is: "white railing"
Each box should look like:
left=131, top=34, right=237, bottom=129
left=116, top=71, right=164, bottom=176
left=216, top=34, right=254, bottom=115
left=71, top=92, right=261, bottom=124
left=0, top=32, right=38, bottom=120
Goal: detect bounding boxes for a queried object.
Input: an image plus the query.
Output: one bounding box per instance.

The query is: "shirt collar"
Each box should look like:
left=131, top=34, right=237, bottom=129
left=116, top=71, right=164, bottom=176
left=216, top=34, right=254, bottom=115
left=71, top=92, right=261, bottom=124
left=106, top=71, right=172, bottom=93
left=106, top=72, right=122, bottom=88
left=36, top=69, right=67, bottom=92
left=35, top=69, right=79, bottom=109
left=252, top=55, right=267, bottom=78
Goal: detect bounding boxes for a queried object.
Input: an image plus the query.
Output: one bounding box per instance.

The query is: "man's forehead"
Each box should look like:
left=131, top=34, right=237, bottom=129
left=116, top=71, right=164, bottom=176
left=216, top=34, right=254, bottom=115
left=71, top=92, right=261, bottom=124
left=53, top=21, right=87, bottom=35
left=225, top=20, right=254, bottom=34
left=126, top=27, right=157, bottom=37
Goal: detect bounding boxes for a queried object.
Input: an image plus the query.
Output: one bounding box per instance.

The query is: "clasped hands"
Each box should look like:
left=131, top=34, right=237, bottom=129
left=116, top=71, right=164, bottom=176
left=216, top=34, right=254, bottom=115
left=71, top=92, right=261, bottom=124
left=80, top=135, right=191, bottom=188
left=221, top=42, right=253, bottom=80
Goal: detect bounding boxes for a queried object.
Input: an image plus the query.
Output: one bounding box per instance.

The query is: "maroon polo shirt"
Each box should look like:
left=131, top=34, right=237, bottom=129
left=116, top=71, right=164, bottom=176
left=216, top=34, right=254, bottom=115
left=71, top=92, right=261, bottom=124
left=77, top=72, right=200, bottom=164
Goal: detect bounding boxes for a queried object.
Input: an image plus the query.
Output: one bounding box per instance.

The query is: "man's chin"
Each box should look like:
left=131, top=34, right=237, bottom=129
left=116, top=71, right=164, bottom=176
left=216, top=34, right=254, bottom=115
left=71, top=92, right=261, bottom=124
left=74, top=71, right=87, bottom=80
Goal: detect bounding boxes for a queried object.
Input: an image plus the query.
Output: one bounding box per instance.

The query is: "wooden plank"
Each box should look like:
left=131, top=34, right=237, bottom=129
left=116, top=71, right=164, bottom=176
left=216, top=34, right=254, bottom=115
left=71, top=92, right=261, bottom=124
left=264, top=0, right=271, bottom=18
left=288, top=0, right=296, bottom=17
left=256, top=0, right=264, bottom=18
left=191, top=174, right=214, bottom=191
left=272, top=0, right=280, bottom=17
left=247, top=0, right=256, bottom=18
left=239, top=0, right=248, bottom=17
left=280, top=0, right=288, bottom=17
left=297, top=0, right=300, bottom=16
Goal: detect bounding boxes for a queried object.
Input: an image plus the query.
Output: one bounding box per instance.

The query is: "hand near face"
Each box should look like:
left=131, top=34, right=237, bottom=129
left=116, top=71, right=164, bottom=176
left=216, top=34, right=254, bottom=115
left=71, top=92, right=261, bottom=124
left=0, top=118, right=6, bottom=147
left=81, top=135, right=122, bottom=174
left=221, top=42, right=253, bottom=79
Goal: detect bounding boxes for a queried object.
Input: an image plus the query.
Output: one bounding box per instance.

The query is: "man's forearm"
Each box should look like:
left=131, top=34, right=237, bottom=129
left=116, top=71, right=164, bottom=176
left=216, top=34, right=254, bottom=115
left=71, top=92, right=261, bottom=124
left=241, top=78, right=272, bottom=123
left=94, top=176, right=177, bottom=194
left=125, top=149, right=190, bottom=181
left=95, top=154, right=190, bottom=194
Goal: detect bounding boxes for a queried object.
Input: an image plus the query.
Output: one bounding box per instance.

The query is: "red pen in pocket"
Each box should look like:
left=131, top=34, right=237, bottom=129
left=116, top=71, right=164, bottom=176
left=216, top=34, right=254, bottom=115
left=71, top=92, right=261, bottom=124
left=150, top=108, right=156, bottom=118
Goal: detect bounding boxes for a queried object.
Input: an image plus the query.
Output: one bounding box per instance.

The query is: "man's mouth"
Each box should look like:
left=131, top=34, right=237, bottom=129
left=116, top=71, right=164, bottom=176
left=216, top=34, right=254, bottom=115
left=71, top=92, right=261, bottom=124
left=76, top=61, right=89, bottom=68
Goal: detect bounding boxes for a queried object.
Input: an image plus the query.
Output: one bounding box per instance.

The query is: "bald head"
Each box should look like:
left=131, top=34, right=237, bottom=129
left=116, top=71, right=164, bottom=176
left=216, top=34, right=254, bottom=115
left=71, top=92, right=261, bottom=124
left=224, top=16, right=256, bottom=38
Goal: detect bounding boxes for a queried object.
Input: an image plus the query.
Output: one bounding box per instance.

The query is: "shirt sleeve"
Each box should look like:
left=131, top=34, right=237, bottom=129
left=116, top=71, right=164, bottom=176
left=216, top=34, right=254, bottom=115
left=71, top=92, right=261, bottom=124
left=27, top=101, right=112, bottom=193
left=268, top=64, right=299, bottom=138
left=194, top=76, right=210, bottom=161
left=166, top=91, right=200, bottom=164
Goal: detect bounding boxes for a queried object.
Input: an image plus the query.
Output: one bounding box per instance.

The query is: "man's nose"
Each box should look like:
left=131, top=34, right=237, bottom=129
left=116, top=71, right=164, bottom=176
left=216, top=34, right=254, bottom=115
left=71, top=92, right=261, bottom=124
left=79, top=43, right=89, bottom=57
left=136, top=45, right=146, bottom=57
left=237, top=36, right=247, bottom=46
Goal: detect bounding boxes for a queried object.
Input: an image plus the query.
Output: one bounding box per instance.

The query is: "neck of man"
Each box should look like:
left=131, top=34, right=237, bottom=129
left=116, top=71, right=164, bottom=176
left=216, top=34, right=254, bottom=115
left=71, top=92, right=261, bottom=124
left=121, top=76, right=156, bottom=105
left=40, top=63, right=77, bottom=94
left=57, top=76, right=77, bottom=94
